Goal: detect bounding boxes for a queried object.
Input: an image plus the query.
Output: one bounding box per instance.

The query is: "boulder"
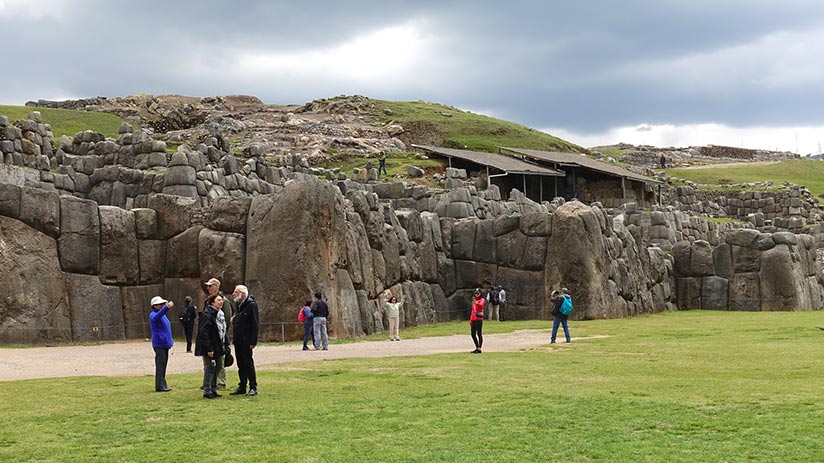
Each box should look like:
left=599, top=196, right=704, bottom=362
left=450, top=219, right=476, bottom=260
left=729, top=272, right=760, bottom=311
left=165, top=226, right=203, bottom=278
left=0, top=183, right=21, bottom=218
left=98, top=206, right=139, bottom=285
left=138, top=240, right=166, bottom=284
left=133, top=208, right=158, bottom=239
left=712, top=243, right=734, bottom=279
left=472, top=219, right=496, bottom=263
left=724, top=228, right=760, bottom=248
left=689, top=240, right=715, bottom=276
left=19, top=186, right=59, bottom=237
left=496, top=230, right=527, bottom=268
left=701, top=276, right=728, bottom=310
left=207, top=196, right=252, bottom=233
left=66, top=273, right=125, bottom=341
left=732, top=245, right=761, bottom=273
left=454, top=260, right=497, bottom=290
left=147, top=194, right=196, bottom=240
left=57, top=196, right=100, bottom=274
left=198, top=228, right=246, bottom=290
left=676, top=277, right=701, bottom=310
left=494, top=267, right=545, bottom=319
left=520, top=212, right=552, bottom=236
left=0, top=216, right=71, bottom=343
left=522, top=236, right=548, bottom=271
left=760, top=244, right=806, bottom=311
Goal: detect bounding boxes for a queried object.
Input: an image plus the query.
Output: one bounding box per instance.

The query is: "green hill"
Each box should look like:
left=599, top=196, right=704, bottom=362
left=668, top=159, right=824, bottom=196
left=0, top=105, right=130, bottom=142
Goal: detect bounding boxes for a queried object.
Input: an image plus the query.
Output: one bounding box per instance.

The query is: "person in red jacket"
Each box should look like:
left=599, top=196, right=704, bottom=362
left=470, top=288, right=486, bottom=353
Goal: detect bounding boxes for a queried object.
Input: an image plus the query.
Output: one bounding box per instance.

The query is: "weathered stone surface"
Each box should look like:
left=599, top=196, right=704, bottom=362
left=732, top=245, right=761, bottom=273
left=133, top=208, right=158, bottom=239
left=437, top=252, right=456, bottom=296
left=760, top=244, right=805, bottom=311
left=138, top=240, right=165, bottom=284
left=98, top=206, right=139, bottom=285
left=454, top=260, right=497, bottom=290
left=672, top=241, right=691, bottom=276
left=496, top=230, right=527, bottom=268
left=712, top=243, right=734, bottom=279
left=207, top=196, right=252, bottom=233
left=729, top=272, right=760, bottom=311
left=0, top=216, right=71, bottom=343
left=0, top=183, right=21, bottom=218
left=676, top=277, right=701, bottom=309
left=689, top=240, right=715, bottom=277
left=495, top=267, right=545, bottom=319
left=18, top=186, right=59, bottom=237
left=246, top=180, right=350, bottom=341
left=333, top=269, right=363, bottom=339
left=724, top=228, right=759, bottom=248
left=416, top=227, right=438, bottom=283
left=198, top=228, right=245, bottom=289
left=58, top=196, right=100, bottom=274
left=472, top=219, right=496, bottom=263
left=66, top=273, right=124, bottom=341
left=494, top=214, right=520, bottom=236
left=701, top=276, right=728, bottom=310
left=451, top=219, right=476, bottom=260
left=147, top=193, right=196, bottom=240
left=522, top=236, right=548, bottom=271
left=165, top=226, right=203, bottom=278
left=520, top=211, right=552, bottom=236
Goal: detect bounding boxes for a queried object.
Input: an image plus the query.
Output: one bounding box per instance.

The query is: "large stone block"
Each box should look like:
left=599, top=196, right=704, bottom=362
left=165, top=226, right=203, bottom=278
left=689, top=240, right=715, bottom=277
left=98, top=206, right=139, bottom=285
left=198, top=228, right=245, bottom=290
left=676, top=277, right=701, bottom=309
left=672, top=241, right=691, bottom=276
left=701, top=276, right=728, bottom=310
left=522, top=236, right=548, bottom=271
left=724, top=228, right=760, bottom=248
left=494, top=266, right=545, bottom=320
left=208, top=196, right=252, bottom=233
left=729, top=272, right=760, bottom=311
left=133, top=208, right=158, bottom=239
left=732, top=245, right=761, bottom=273
left=138, top=240, right=166, bottom=284
left=454, top=260, right=497, bottom=289
left=760, top=244, right=804, bottom=311
left=437, top=252, right=456, bottom=296
left=496, top=230, right=527, bottom=268
left=66, top=273, right=124, bottom=342
left=712, top=243, right=734, bottom=279
left=0, top=216, right=71, bottom=343
left=147, top=193, right=196, bottom=240
left=520, top=211, right=552, bottom=236
left=163, top=277, right=204, bottom=339
left=451, top=219, right=476, bottom=260
left=19, top=186, right=59, bottom=237
left=0, top=182, right=21, bottom=218
left=473, top=219, right=496, bottom=263
left=57, top=196, right=100, bottom=274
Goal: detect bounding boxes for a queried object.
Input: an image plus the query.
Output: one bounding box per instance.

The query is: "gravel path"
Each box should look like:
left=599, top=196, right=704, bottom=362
left=0, top=329, right=568, bottom=382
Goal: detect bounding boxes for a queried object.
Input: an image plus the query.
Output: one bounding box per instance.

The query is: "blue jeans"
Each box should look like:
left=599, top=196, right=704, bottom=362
left=201, top=355, right=223, bottom=395
left=551, top=316, right=570, bottom=343
left=303, top=320, right=314, bottom=348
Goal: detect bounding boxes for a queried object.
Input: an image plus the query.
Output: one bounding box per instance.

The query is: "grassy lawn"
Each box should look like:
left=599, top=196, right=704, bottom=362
left=0, top=105, right=130, bottom=142
left=668, top=159, right=824, bottom=196
left=367, top=98, right=586, bottom=155
left=2, top=311, right=823, bottom=462
left=322, top=150, right=446, bottom=178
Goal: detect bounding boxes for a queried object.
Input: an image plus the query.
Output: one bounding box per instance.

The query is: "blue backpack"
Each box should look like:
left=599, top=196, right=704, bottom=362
left=559, top=295, right=573, bottom=316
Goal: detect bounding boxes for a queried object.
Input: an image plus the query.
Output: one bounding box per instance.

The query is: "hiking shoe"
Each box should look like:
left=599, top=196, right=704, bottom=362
left=246, top=389, right=258, bottom=397
left=229, top=388, right=246, bottom=396
left=322, top=347, right=328, bottom=350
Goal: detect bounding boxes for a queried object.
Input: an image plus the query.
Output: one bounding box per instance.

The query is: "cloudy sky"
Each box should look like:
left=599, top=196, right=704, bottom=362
left=2, top=0, right=824, bottom=153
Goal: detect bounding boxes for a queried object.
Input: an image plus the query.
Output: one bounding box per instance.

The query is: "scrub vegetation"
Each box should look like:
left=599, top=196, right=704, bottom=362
left=1, top=311, right=822, bottom=462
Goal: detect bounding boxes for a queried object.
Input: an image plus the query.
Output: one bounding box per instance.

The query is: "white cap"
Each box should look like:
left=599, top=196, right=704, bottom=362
left=150, top=296, right=167, bottom=306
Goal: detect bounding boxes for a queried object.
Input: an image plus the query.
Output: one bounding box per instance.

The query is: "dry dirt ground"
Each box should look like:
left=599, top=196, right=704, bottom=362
left=0, top=329, right=580, bottom=382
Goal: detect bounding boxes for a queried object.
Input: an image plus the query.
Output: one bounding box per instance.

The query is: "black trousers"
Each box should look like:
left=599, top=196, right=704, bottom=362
left=153, top=347, right=169, bottom=391
left=235, top=344, right=257, bottom=390
left=183, top=323, right=194, bottom=352
left=470, top=320, right=483, bottom=348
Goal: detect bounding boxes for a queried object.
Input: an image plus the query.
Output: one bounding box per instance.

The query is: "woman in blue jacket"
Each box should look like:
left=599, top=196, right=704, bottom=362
left=149, top=296, right=174, bottom=392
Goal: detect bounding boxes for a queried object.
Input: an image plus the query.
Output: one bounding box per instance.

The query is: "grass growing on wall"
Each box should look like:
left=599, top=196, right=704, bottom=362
left=0, top=105, right=131, bottom=142
left=1, top=311, right=823, bottom=462
left=668, top=159, right=824, bottom=196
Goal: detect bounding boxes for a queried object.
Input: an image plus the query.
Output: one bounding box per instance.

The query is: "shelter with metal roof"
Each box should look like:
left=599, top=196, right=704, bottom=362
left=413, top=144, right=564, bottom=201
left=499, top=147, right=663, bottom=207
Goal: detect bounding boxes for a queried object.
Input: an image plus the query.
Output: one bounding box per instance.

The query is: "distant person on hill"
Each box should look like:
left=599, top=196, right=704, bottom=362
left=384, top=293, right=402, bottom=341
left=660, top=153, right=667, bottom=169
left=178, top=296, right=197, bottom=353
left=470, top=288, right=486, bottom=353
left=550, top=288, right=572, bottom=344
left=149, top=296, right=174, bottom=392
left=300, top=300, right=314, bottom=350
left=311, top=291, right=330, bottom=350
left=378, top=151, right=388, bottom=176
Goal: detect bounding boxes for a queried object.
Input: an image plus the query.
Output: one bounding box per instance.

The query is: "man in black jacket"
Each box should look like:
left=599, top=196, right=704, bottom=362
left=311, top=291, right=329, bottom=350
left=179, top=296, right=197, bottom=352
left=196, top=294, right=225, bottom=399
left=230, top=285, right=259, bottom=397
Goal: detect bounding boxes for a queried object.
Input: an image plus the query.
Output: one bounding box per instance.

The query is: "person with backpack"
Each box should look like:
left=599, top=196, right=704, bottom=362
left=470, top=288, right=486, bottom=354
left=550, top=288, right=572, bottom=343
left=299, top=300, right=314, bottom=351
left=178, top=296, right=197, bottom=353
left=487, top=285, right=501, bottom=322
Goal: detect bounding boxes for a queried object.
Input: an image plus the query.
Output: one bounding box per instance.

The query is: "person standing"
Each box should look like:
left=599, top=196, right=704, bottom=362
left=378, top=151, right=388, bottom=176
left=311, top=291, right=329, bottom=350
left=230, top=285, right=259, bottom=397
left=498, top=285, right=507, bottom=322
left=300, top=301, right=314, bottom=351
left=470, top=288, right=485, bottom=354
left=550, top=288, right=572, bottom=344
left=196, top=294, right=225, bottom=399
left=487, top=285, right=501, bottom=322
left=384, top=294, right=402, bottom=341
left=203, top=278, right=231, bottom=390
left=660, top=153, right=667, bottom=169
left=149, top=296, right=174, bottom=392
left=178, top=296, right=197, bottom=353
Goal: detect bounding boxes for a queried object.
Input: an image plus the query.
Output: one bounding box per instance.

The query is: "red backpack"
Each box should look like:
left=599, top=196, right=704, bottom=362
left=298, top=306, right=307, bottom=322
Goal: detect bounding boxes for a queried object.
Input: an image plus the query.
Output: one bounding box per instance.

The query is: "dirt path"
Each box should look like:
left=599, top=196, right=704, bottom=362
left=677, top=160, right=779, bottom=170
left=0, top=329, right=573, bottom=382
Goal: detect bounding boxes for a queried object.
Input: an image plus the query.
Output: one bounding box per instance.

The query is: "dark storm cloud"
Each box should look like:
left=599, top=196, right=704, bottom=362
left=2, top=0, right=824, bottom=133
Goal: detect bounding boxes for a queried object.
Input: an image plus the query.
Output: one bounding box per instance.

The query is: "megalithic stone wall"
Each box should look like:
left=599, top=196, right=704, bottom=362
left=671, top=229, right=824, bottom=311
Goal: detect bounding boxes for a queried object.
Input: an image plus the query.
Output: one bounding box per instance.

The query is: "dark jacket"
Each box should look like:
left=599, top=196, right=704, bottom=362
left=551, top=295, right=568, bottom=320
left=232, top=295, right=260, bottom=346
left=195, top=305, right=224, bottom=357
left=179, top=303, right=197, bottom=327
left=311, top=299, right=329, bottom=318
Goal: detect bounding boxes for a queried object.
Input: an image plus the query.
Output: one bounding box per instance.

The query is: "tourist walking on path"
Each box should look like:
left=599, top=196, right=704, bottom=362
left=470, top=288, right=486, bottom=353
left=378, top=151, right=388, bottom=176
left=550, top=288, right=572, bottom=343
left=230, top=285, right=259, bottom=397
left=149, top=296, right=174, bottom=392
left=196, top=294, right=225, bottom=399
left=300, top=301, right=314, bottom=350
left=384, top=294, right=402, bottom=341
left=311, top=291, right=330, bottom=350
left=179, top=296, right=197, bottom=353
